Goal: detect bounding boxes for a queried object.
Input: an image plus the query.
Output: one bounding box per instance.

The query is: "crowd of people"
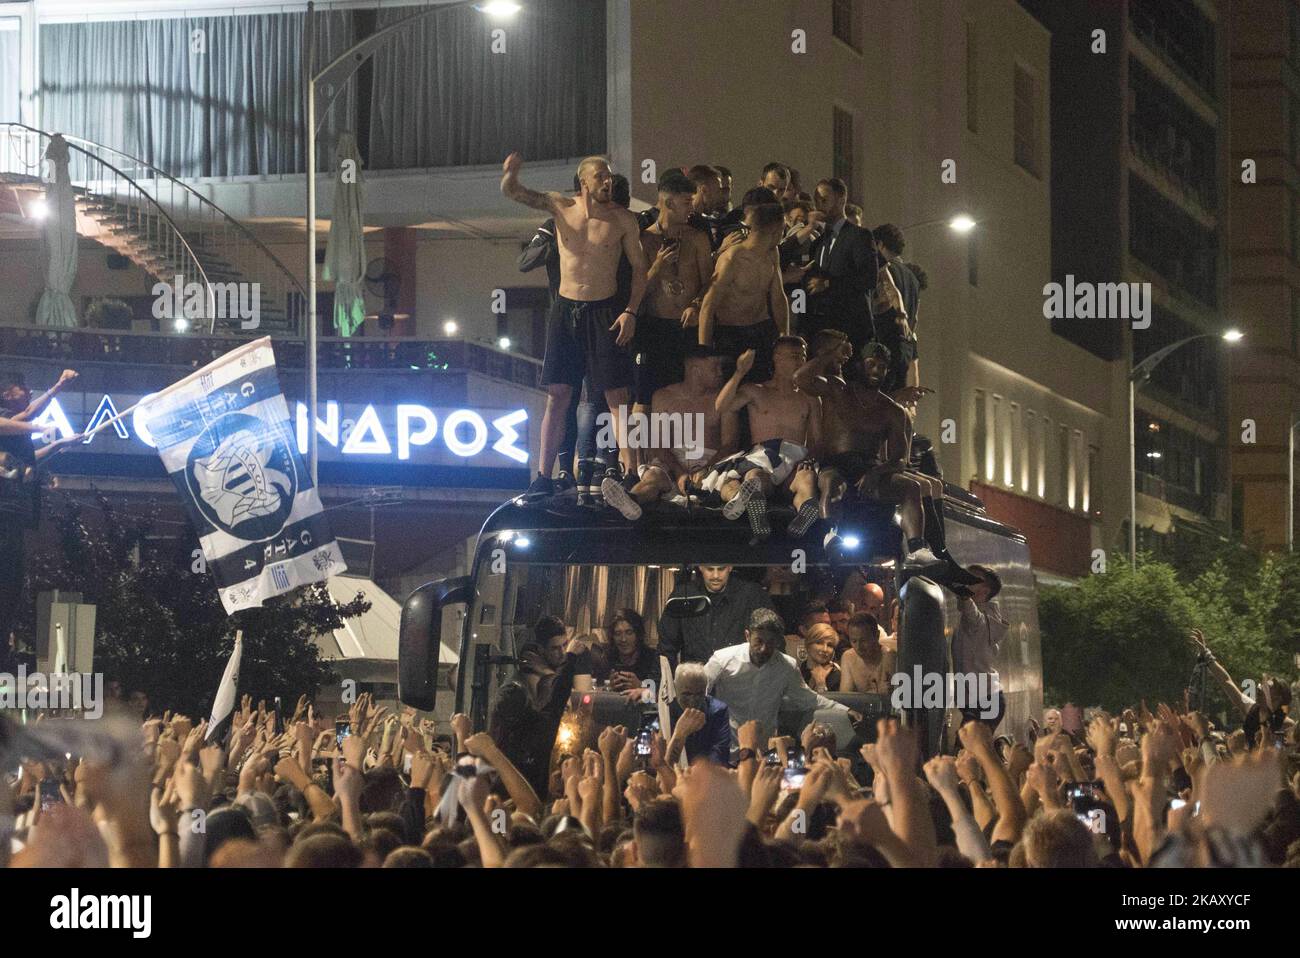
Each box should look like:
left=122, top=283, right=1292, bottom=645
left=506, top=154, right=966, bottom=585
left=3, top=641, right=1295, bottom=868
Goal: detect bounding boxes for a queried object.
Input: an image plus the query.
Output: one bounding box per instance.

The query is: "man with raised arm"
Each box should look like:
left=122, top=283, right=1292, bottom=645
left=501, top=153, right=648, bottom=495
left=794, top=332, right=970, bottom=577
left=698, top=202, right=790, bottom=384
left=702, top=338, right=822, bottom=543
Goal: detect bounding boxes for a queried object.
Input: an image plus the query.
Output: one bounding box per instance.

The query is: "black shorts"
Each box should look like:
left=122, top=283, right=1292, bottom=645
left=540, top=295, right=634, bottom=394
left=633, top=316, right=688, bottom=404
left=713, top=317, right=778, bottom=383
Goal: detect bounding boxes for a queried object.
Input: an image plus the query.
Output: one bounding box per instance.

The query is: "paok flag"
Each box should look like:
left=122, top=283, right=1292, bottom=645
left=205, top=631, right=243, bottom=741
left=139, top=337, right=346, bottom=614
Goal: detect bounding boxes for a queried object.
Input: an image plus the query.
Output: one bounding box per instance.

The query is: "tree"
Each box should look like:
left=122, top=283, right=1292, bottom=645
left=21, top=489, right=370, bottom=717
left=1039, top=557, right=1198, bottom=712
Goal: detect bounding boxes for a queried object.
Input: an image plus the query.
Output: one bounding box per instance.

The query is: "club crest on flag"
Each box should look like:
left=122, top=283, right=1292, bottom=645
left=186, top=413, right=298, bottom=540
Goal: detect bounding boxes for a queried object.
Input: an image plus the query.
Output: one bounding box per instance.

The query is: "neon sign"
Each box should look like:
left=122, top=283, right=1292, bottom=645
left=28, top=396, right=530, bottom=467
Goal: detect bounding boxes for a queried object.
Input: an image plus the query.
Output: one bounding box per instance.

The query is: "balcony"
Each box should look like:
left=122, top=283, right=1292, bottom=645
left=1128, top=0, right=1217, bottom=102
left=0, top=323, right=542, bottom=388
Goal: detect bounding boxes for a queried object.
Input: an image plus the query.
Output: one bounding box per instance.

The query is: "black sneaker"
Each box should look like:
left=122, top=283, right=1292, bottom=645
left=523, top=475, right=554, bottom=499
left=554, top=471, right=576, bottom=495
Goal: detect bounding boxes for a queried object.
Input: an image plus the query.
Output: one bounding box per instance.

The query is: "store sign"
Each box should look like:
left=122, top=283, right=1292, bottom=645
left=28, top=394, right=530, bottom=467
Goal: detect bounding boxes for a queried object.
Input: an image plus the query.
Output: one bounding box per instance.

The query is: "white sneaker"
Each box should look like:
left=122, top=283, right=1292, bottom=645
left=601, top=477, right=643, bottom=520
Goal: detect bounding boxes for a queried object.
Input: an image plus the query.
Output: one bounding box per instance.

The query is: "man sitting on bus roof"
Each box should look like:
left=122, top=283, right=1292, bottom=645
left=600, top=346, right=739, bottom=520
left=794, top=331, right=978, bottom=585
left=703, top=339, right=822, bottom=545
left=703, top=608, right=860, bottom=751
left=657, top=564, right=774, bottom=672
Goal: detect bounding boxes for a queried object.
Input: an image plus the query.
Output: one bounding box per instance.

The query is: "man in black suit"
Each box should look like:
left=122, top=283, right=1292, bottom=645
left=802, top=178, right=890, bottom=356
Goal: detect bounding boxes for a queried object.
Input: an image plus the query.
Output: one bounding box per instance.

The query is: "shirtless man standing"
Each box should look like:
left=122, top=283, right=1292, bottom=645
left=601, top=347, right=738, bottom=520
left=794, top=331, right=971, bottom=575
left=501, top=153, right=648, bottom=495
left=634, top=170, right=713, bottom=433
left=704, top=339, right=822, bottom=543
left=698, top=203, right=789, bottom=384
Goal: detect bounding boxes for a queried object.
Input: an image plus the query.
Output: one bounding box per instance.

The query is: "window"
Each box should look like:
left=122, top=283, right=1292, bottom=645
left=966, top=21, right=978, bottom=133
left=833, top=0, right=860, bottom=52
left=1005, top=402, right=1018, bottom=488
left=974, top=390, right=990, bottom=482
left=1022, top=410, right=1035, bottom=493
left=1039, top=416, right=1051, bottom=499
left=1058, top=425, right=1072, bottom=508
left=1086, top=444, right=1099, bottom=515
left=1014, top=64, right=1041, bottom=177
left=833, top=106, right=855, bottom=199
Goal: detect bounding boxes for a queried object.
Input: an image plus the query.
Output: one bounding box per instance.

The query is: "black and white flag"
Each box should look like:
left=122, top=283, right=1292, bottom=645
left=205, top=631, right=243, bottom=742
left=140, top=337, right=346, bottom=614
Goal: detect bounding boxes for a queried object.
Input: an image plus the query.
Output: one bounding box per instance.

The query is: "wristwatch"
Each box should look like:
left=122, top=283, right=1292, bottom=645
left=736, top=748, right=758, bottom=764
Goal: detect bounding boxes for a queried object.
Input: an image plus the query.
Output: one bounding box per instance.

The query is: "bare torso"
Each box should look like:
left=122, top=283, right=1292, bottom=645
left=650, top=382, right=735, bottom=473
left=821, top=379, right=910, bottom=465
left=712, top=245, right=776, bottom=327
left=640, top=225, right=708, bottom=318
left=743, top=382, right=819, bottom=447
left=554, top=201, right=636, bottom=301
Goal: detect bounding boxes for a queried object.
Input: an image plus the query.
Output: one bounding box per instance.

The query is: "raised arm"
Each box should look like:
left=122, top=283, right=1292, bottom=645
left=792, top=341, right=849, bottom=397
left=500, top=153, right=571, bottom=213
left=958, top=720, right=1027, bottom=845
left=12, top=370, right=78, bottom=423
left=715, top=351, right=756, bottom=415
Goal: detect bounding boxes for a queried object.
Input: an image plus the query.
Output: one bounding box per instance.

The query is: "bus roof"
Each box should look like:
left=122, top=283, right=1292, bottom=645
left=477, top=484, right=1025, bottom=567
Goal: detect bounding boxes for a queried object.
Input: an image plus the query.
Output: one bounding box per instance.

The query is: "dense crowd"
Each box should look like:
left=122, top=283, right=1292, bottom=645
left=3, top=638, right=1296, bottom=868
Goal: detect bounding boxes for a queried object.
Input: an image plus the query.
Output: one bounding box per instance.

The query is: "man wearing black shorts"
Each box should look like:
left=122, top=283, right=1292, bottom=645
left=698, top=202, right=788, bottom=384
left=635, top=169, right=713, bottom=413
left=502, top=153, right=648, bottom=494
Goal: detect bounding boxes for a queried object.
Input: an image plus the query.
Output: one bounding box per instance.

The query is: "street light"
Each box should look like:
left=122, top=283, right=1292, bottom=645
left=1128, top=327, right=1243, bottom=566
left=304, top=0, right=521, bottom=483
left=897, top=213, right=976, bottom=234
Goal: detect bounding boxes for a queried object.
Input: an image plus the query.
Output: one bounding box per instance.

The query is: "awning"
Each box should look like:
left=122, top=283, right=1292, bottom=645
left=316, top=575, right=458, bottom=666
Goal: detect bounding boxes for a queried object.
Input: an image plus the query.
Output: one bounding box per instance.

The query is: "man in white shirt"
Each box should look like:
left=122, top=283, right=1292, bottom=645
left=951, top=565, right=1008, bottom=730
left=704, top=608, right=858, bottom=752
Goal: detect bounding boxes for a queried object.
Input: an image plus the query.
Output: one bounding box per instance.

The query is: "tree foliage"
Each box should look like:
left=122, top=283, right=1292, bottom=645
left=22, top=490, right=369, bottom=717
left=1040, top=529, right=1300, bottom=718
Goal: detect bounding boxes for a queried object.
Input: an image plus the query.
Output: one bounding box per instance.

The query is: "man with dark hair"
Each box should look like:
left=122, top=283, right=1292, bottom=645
left=634, top=169, right=714, bottom=418
left=760, top=162, right=790, bottom=196
left=698, top=202, right=789, bottom=384
left=952, top=564, right=1007, bottom=730
left=501, top=153, right=648, bottom=496
left=685, top=165, right=727, bottom=250
left=802, top=178, right=895, bottom=355
left=631, top=798, right=687, bottom=867
left=1, top=367, right=78, bottom=648
left=795, top=334, right=973, bottom=579
left=871, top=223, right=922, bottom=398
left=489, top=618, right=592, bottom=797
left=706, top=337, right=821, bottom=543
left=703, top=607, right=858, bottom=748
left=825, top=595, right=853, bottom=653
left=713, top=165, right=733, bottom=212
left=657, top=565, right=774, bottom=670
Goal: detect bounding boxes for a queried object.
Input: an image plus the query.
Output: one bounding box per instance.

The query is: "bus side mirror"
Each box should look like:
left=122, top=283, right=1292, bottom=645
left=399, top=576, right=472, bottom=711
left=662, top=594, right=712, bottom=619
left=899, top=575, right=947, bottom=759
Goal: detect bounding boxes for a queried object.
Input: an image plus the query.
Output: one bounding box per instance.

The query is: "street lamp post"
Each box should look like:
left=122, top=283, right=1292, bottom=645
left=1128, top=329, right=1243, bottom=567
left=304, top=0, right=520, bottom=483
